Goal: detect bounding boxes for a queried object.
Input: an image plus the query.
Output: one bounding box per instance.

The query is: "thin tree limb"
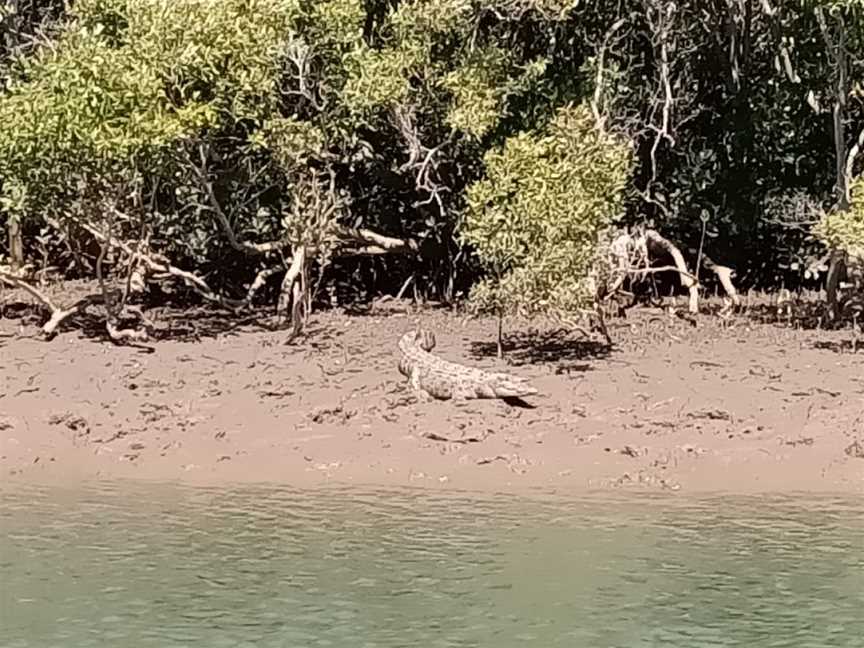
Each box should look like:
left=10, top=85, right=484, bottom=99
left=591, top=17, right=628, bottom=132
left=760, top=0, right=801, bottom=83
left=194, top=143, right=292, bottom=255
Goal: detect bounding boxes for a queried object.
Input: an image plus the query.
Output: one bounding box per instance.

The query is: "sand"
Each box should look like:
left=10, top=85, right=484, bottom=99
left=1, top=292, right=863, bottom=495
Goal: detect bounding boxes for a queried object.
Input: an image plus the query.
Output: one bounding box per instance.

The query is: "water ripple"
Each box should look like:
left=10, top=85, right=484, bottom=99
left=1, top=482, right=862, bottom=647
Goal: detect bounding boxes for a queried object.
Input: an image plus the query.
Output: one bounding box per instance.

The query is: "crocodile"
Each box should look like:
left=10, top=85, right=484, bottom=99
left=397, top=328, right=539, bottom=401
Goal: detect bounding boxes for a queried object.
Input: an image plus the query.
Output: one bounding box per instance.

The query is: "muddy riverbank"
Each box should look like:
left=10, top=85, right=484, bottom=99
left=2, top=292, right=863, bottom=494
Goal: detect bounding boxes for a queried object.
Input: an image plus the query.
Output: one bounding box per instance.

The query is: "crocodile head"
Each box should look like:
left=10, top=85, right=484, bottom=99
left=415, top=329, right=436, bottom=352
left=399, top=328, right=437, bottom=353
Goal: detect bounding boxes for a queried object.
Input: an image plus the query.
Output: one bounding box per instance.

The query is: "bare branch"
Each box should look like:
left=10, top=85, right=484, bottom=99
left=329, top=226, right=419, bottom=256
left=591, top=17, right=628, bottom=132
left=816, top=5, right=849, bottom=209
left=601, top=228, right=704, bottom=313
left=391, top=104, right=449, bottom=218
left=193, top=143, right=291, bottom=255
left=76, top=219, right=249, bottom=310
left=653, top=5, right=675, bottom=177
left=629, top=264, right=699, bottom=282
left=282, top=37, right=325, bottom=111
left=641, top=1, right=680, bottom=198
left=760, top=0, right=801, bottom=83
left=245, top=266, right=283, bottom=303
left=0, top=266, right=58, bottom=311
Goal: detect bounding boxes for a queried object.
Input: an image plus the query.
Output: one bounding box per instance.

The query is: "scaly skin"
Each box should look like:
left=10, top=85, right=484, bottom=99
left=397, top=329, right=539, bottom=401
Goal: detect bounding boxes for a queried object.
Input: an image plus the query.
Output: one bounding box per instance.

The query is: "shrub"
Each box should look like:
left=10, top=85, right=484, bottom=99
left=814, top=176, right=864, bottom=261
left=460, top=103, right=633, bottom=325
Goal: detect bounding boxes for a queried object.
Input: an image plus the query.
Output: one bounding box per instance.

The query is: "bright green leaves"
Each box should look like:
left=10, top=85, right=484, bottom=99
left=0, top=0, right=301, bottom=220
left=307, top=0, right=365, bottom=48
left=251, top=117, right=327, bottom=173
left=815, top=176, right=864, bottom=259
left=0, top=0, right=610, bottom=304
left=442, top=47, right=549, bottom=139
left=0, top=31, right=196, bottom=176
left=441, top=46, right=511, bottom=138
left=460, top=103, right=633, bottom=315
left=338, top=0, right=553, bottom=134
left=337, top=0, right=472, bottom=117
left=388, top=0, right=475, bottom=43
left=341, top=43, right=423, bottom=115
left=121, top=0, right=299, bottom=120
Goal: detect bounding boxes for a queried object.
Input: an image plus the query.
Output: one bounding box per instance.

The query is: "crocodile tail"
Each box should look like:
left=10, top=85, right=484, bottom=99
left=474, top=375, right=538, bottom=399
left=490, top=380, right=539, bottom=398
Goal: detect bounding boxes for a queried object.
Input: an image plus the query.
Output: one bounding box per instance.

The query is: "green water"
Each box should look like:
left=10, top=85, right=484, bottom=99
left=1, top=483, right=862, bottom=647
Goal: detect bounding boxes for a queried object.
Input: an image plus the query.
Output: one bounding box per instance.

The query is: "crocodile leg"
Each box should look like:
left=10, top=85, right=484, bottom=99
left=408, top=366, right=434, bottom=401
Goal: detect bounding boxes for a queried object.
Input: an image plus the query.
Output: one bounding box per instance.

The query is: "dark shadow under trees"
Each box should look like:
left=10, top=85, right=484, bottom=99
left=469, top=327, right=612, bottom=373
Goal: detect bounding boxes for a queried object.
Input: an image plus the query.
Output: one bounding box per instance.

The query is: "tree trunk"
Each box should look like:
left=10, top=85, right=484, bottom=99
left=277, top=246, right=308, bottom=336
left=817, top=6, right=850, bottom=321
left=825, top=248, right=847, bottom=321
left=496, top=310, right=504, bottom=360
left=7, top=219, right=24, bottom=271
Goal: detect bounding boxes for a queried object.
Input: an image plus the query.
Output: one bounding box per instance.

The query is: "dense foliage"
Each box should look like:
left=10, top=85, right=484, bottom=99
left=0, top=0, right=862, bottom=327
left=461, top=103, right=632, bottom=316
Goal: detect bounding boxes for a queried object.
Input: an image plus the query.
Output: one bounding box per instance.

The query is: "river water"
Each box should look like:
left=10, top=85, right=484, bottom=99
left=1, top=482, right=862, bottom=647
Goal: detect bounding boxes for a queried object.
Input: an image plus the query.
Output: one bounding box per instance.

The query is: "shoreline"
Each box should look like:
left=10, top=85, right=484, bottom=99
left=2, top=299, right=863, bottom=496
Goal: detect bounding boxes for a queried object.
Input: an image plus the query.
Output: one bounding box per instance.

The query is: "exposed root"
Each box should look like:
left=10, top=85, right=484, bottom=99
left=643, top=229, right=699, bottom=313
left=41, top=295, right=106, bottom=338
left=77, top=219, right=248, bottom=310
left=702, top=256, right=741, bottom=308
left=599, top=228, right=741, bottom=319
left=277, top=245, right=308, bottom=336
left=106, top=310, right=151, bottom=344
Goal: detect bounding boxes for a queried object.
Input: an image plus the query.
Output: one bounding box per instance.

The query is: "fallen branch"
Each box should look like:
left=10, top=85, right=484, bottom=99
left=106, top=310, right=151, bottom=344
left=39, top=295, right=104, bottom=338
left=1, top=265, right=54, bottom=309
left=1, top=266, right=109, bottom=338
